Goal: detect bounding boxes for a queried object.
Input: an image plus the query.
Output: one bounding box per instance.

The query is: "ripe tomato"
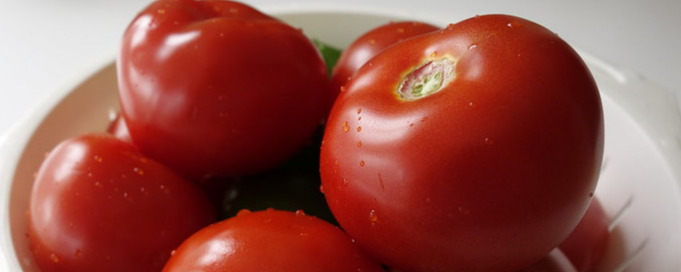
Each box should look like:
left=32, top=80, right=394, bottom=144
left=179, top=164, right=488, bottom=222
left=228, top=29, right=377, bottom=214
left=330, top=21, right=439, bottom=102
left=162, top=209, right=384, bottom=272
left=320, top=14, right=603, bottom=272
left=27, top=134, right=215, bottom=272
left=558, top=197, right=610, bottom=272
left=117, top=0, right=329, bottom=180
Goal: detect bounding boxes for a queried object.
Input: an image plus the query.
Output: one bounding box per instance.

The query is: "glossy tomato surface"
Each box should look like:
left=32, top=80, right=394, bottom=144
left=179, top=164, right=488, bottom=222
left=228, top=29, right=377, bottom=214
left=118, top=0, right=329, bottom=180
left=321, top=14, right=603, bottom=272
left=162, top=209, right=384, bottom=272
left=330, top=21, right=439, bottom=99
left=27, top=134, right=215, bottom=272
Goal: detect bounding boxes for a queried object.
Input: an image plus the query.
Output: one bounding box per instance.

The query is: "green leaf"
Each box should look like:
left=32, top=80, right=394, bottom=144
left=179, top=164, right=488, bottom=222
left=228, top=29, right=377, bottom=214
left=312, top=39, right=342, bottom=77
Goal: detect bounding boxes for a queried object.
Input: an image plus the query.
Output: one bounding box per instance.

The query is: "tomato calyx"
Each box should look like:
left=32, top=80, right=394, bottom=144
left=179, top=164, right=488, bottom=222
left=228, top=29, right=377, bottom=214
left=397, top=57, right=456, bottom=100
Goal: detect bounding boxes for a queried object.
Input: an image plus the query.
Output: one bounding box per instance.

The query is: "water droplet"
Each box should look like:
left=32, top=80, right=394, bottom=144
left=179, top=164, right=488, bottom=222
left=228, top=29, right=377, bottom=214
left=357, top=108, right=362, bottom=114
left=87, top=172, right=93, bottom=178
left=74, top=249, right=82, bottom=257
left=458, top=206, right=470, bottom=215
left=468, top=44, right=478, bottom=50
left=359, top=160, right=365, bottom=167
left=160, top=184, right=170, bottom=194
left=589, top=192, right=594, bottom=197
left=342, top=178, right=350, bottom=185
left=50, top=253, right=60, bottom=263
left=319, top=185, right=325, bottom=194
left=157, top=9, right=166, bottom=14
left=368, top=210, right=379, bottom=225
left=295, top=210, right=306, bottom=216
left=357, top=141, right=363, bottom=147
left=369, top=39, right=376, bottom=45
left=133, top=167, right=144, bottom=175
left=507, top=21, right=522, bottom=28
left=357, top=116, right=362, bottom=121
left=170, top=250, right=177, bottom=256
left=93, top=155, right=103, bottom=163
left=237, top=209, right=251, bottom=216
left=229, top=8, right=239, bottom=13
left=94, top=181, right=102, bottom=187
left=484, top=138, right=494, bottom=144
left=343, top=122, right=350, bottom=132
left=396, top=28, right=405, bottom=33
left=356, top=126, right=362, bottom=132
left=468, top=102, right=475, bottom=107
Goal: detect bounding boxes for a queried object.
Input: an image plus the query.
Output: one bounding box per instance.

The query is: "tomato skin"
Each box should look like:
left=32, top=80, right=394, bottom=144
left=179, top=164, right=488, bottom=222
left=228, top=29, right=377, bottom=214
left=118, top=0, right=329, bottom=180
left=162, top=209, right=384, bottom=272
left=558, top=197, right=609, bottom=272
left=320, top=14, right=603, bottom=272
left=329, top=21, right=439, bottom=109
left=27, top=134, right=215, bottom=272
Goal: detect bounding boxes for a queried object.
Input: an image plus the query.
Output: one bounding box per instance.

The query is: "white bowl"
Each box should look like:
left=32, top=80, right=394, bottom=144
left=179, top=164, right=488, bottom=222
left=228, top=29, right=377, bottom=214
left=2, top=10, right=681, bottom=272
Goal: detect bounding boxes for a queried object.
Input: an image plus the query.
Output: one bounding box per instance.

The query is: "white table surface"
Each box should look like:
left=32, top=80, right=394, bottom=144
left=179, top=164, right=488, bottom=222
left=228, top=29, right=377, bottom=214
left=1, top=0, right=680, bottom=139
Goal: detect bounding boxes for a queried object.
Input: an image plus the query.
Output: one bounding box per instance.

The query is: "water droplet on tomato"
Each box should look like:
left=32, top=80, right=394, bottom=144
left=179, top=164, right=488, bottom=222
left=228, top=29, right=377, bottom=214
left=50, top=253, right=60, bottom=263
left=295, top=210, right=306, bottom=216
left=319, top=185, right=325, bottom=194
left=356, top=126, right=362, bottom=132
left=74, top=249, right=83, bottom=257
left=133, top=167, right=144, bottom=175
left=468, top=44, right=478, bottom=50
left=359, top=160, right=365, bottom=167
left=93, top=155, right=103, bottom=163
left=236, top=209, right=251, bottom=216
left=357, top=141, right=363, bottom=147
left=507, top=21, right=522, bottom=28
left=368, top=210, right=379, bottom=225
left=458, top=206, right=471, bottom=215
left=343, top=122, right=350, bottom=132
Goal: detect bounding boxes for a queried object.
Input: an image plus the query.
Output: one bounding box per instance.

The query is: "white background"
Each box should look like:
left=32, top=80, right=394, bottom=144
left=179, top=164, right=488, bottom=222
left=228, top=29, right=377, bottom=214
left=1, top=0, right=680, bottom=138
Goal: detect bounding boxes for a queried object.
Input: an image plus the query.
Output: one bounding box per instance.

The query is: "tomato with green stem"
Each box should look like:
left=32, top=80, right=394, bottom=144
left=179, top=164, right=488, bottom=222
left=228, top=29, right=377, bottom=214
left=321, top=14, right=604, bottom=272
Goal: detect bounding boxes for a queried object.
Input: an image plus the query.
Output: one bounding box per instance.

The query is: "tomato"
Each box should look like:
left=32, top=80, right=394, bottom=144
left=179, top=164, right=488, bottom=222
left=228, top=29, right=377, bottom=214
left=329, top=20, right=439, bottom=103
left=117, top=0, right=329, bottom=180
left=558, top=197, right=610, bottom=272
left=320, top=14, right=604, bottom=272
left=27, top=134, right=216, bottom=272
left=162, top=209, right=384, bottom=272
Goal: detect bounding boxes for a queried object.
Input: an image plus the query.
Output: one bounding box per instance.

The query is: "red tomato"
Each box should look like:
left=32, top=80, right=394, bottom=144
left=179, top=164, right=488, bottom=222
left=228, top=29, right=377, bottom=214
left=330, top=21, right=439, bottom=103
left=320, top=14, right=603, bottom=272
left=559, top=197, right=610, bottom=272
left=162, top=209, right=384, bottom=272
left=27, top=134, right=215, bottom=272
left=117, top=0, right=329, bottom=180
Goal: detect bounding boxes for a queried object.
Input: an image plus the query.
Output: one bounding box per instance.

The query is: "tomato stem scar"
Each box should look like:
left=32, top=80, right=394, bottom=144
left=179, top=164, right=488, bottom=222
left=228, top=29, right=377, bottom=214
left=397, top=57, right=456, bottom=100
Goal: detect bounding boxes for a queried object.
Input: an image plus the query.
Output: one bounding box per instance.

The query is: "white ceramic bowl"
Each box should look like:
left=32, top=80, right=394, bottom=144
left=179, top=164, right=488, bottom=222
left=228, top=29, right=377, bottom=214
left=2, top=10, right=681, bottom=272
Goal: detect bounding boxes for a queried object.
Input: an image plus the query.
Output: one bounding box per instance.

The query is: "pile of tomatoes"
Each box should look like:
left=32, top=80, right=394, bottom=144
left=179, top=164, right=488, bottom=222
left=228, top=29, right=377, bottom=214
left=26, top=0, right=608, bottom=271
